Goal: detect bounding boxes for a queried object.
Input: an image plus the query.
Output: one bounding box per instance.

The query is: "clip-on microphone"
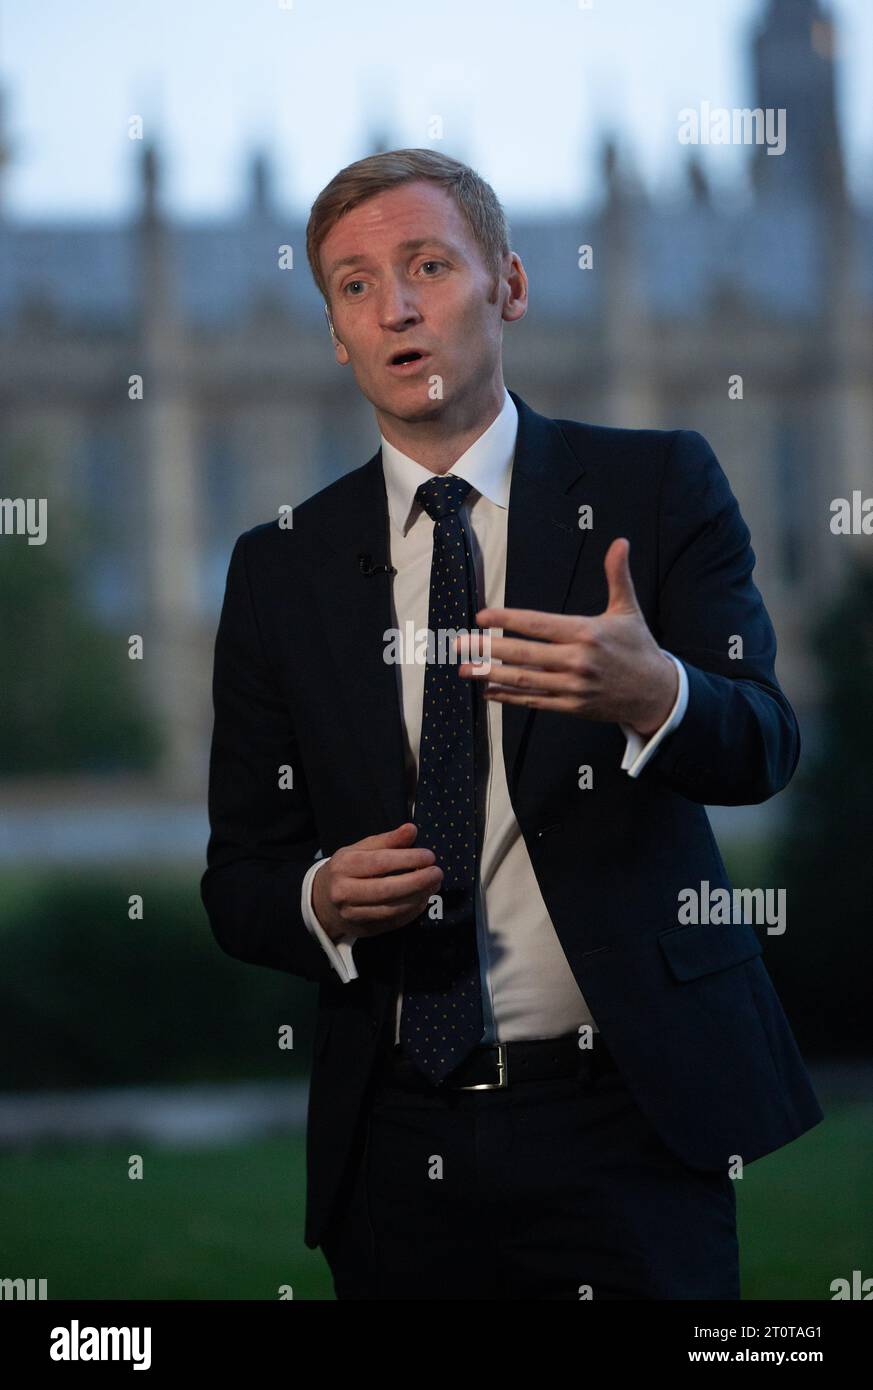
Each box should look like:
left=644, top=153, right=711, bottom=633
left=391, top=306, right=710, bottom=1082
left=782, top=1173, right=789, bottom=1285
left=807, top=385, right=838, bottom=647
left=358, top=553, right=397, bottom=577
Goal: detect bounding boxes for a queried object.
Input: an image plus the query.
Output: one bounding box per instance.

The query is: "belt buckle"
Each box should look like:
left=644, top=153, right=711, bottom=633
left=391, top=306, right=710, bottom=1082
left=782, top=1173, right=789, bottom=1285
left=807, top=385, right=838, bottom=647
left=455, top=1041, right=509, bottom=1090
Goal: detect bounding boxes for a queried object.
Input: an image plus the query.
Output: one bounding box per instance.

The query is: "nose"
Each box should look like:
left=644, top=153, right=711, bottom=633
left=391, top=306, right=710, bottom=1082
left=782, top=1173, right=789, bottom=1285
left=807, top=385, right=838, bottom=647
left=378, top=272, right=422, bottom=330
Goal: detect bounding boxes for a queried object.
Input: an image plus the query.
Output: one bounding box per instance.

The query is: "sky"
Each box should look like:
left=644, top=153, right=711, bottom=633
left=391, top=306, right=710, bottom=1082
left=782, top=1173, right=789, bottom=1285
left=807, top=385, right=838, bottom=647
left=1, top=0, right=871, bottom=221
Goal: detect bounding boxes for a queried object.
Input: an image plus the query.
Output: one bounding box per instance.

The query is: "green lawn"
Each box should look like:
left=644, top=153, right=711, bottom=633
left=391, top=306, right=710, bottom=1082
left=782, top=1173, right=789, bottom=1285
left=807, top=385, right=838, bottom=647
left=736, top=1099, right=873, bottom=1300
left=0, top=1137, right=334, bottom=1301
left=1, top=1101, right=869, bottom=1300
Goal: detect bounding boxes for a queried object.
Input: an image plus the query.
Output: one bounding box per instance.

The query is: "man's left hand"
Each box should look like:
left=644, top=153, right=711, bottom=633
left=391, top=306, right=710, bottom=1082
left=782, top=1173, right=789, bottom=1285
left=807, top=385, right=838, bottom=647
left=457, top=537, right=678, bottom=738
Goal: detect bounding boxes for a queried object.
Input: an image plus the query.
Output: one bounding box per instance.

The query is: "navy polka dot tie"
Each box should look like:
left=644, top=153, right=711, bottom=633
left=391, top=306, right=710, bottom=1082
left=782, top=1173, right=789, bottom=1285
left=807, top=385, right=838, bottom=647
left=399, top=474, right=485, bottom=1083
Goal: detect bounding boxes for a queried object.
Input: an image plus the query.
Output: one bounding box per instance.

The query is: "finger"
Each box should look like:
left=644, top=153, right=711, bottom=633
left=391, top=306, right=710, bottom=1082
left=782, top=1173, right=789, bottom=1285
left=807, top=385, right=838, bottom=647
left=344, top=847, right=439, bottom=878
left=603, top=537, right=641, bottom=615
left=473, top=607, right=595, bottom=642
left=351, top=895, right=434, bottom=933
left=484, top=686, right=582, bottom=713
left=340, top=864, right=443, bottom=905
left=459, top=633, right=592, bottom=674
left=475, top=663, right=585, bottom=696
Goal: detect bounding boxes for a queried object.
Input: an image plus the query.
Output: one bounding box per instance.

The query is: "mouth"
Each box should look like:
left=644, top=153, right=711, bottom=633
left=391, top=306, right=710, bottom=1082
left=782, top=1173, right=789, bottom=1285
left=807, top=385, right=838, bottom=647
left=386, top=349, right=431, bottom=374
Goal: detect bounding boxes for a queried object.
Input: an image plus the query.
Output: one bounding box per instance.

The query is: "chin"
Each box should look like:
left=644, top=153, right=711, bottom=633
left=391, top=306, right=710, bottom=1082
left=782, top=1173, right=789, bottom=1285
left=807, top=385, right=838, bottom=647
left=370, top=385, right=448, bottom=421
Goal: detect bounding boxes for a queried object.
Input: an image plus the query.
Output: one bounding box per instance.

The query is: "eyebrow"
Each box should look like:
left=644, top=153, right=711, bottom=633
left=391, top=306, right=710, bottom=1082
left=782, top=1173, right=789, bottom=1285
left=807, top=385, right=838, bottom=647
left=326, top=238, right=462, bottom=284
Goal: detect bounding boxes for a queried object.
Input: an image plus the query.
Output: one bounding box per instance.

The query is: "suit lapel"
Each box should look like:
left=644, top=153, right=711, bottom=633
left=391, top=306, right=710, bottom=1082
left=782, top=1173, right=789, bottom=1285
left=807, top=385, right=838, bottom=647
left=309, top=389, right=592, bottom=825
left=501, top=389, right=590, bottom=801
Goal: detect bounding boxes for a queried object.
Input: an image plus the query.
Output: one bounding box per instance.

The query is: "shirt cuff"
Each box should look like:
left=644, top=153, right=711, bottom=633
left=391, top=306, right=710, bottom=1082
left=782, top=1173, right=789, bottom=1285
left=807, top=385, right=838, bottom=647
left=301, top=857, right=359, bottom=983
left=620, top=653, right=688, bottom=779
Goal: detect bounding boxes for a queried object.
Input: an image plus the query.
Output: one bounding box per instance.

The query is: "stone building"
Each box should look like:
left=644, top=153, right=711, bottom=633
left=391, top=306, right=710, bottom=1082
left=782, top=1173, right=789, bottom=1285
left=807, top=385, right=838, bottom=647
left=0, top=0, right=870, bottom=793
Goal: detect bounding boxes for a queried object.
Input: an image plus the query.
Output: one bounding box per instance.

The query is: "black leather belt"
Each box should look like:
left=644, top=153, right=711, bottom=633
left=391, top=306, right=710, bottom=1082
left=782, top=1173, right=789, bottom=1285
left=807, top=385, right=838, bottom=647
left=375, top=1031, right=620, bottom=1092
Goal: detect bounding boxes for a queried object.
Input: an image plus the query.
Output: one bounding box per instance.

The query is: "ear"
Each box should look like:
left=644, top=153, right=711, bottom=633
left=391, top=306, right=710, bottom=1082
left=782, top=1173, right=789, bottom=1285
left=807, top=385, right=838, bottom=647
left=324, top=301, right=349, bottom=364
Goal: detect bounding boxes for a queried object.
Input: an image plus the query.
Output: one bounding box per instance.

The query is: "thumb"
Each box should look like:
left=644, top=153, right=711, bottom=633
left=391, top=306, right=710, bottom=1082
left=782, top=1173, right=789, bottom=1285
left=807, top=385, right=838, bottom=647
left=604, top=537, right=641, bottom=615
left=356, top=822, right=418, bottom=850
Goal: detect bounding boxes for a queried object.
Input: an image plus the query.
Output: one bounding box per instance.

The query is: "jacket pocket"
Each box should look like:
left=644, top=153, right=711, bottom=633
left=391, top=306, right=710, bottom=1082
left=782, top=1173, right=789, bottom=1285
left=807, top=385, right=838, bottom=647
left=658, top=919, right=763, bottom=982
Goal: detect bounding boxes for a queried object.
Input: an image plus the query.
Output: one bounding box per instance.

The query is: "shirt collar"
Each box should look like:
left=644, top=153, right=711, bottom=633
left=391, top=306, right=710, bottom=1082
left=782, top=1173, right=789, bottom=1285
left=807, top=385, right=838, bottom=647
left=380, top=385, right=517, bottom=536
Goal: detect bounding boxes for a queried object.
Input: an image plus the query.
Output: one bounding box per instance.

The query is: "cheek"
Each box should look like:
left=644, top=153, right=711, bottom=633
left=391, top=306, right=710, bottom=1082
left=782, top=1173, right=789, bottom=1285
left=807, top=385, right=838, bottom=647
left=445, top=303, right=493, bottom=348
left=348, top=333, right=376, bottom=370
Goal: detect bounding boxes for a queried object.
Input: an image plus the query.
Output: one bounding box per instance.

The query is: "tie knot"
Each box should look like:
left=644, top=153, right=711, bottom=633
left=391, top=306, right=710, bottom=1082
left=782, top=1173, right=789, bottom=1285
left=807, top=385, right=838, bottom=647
left=415, top=474, right=472, bottom=521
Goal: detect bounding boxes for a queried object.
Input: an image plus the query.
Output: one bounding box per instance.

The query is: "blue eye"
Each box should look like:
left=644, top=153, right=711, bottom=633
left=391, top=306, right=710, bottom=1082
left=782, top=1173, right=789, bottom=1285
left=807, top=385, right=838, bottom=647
left=344, top=280, right=365, bottom=296
left=420, top=261, right=444, bottom=274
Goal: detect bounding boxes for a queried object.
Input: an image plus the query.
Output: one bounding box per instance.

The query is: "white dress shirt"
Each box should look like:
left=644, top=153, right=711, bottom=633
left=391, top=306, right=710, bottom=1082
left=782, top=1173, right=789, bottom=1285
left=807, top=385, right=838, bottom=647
left=300, top=387, right=688, bottom=1043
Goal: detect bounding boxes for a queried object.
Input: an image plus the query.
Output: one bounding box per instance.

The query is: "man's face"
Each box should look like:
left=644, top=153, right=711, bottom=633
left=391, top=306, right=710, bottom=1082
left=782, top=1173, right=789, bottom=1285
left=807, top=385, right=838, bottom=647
left=318, top=180, right=521, bottom=421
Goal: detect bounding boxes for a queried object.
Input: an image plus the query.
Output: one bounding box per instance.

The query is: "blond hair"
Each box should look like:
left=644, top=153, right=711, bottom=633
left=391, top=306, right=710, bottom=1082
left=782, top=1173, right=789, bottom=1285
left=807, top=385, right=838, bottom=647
left=306, top=147, right=511, bottom=307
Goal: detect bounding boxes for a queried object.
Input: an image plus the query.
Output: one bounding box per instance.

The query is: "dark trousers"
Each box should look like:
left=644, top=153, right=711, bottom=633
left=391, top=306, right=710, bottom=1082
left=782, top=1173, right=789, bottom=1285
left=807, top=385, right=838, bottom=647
left=319, top=1047, right=740, bottom=1300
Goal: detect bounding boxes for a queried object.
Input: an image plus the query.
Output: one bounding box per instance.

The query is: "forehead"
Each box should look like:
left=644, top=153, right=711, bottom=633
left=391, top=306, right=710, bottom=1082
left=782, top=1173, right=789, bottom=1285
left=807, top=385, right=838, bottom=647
left=321, top=181, right=475, bottom=278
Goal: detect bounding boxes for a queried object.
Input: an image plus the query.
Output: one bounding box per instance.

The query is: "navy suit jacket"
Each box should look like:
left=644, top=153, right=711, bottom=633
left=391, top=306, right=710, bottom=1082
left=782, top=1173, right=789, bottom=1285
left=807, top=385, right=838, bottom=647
left=200, top=388, right=824, bottom=1250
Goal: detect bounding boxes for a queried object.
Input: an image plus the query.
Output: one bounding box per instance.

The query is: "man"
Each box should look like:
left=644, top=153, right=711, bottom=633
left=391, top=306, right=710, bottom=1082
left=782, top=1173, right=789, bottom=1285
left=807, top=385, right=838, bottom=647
left=200, top=148, right=823, bottom=1300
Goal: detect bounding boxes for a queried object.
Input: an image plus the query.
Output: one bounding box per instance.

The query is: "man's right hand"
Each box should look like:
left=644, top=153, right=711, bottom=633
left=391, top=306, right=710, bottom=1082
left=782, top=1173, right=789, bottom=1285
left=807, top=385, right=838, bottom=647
left=311, top=822, right=443, bottom=943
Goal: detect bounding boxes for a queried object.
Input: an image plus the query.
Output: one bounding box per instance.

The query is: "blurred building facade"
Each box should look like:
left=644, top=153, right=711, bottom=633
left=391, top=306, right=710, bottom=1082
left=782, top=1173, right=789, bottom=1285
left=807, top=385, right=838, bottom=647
left=0, top=0, right=871, bottom=793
